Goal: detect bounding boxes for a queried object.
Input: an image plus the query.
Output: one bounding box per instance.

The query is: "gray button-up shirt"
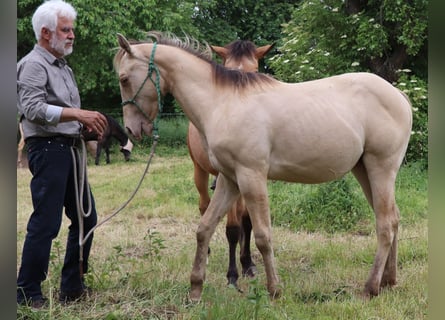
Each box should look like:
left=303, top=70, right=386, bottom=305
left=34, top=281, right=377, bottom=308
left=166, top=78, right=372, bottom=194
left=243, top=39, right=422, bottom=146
left=17, top=44, right=82, bottom=139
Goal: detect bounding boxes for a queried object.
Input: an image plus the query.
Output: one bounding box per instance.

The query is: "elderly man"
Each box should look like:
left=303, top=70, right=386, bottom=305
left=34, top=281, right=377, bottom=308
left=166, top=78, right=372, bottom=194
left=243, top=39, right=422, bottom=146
left=17, top=0, right=107, bottom=308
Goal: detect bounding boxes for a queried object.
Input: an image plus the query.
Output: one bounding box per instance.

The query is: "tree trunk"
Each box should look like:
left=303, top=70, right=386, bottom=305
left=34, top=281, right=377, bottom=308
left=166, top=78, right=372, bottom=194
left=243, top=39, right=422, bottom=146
left=345, top=0, right=409, bottom=83
left=368, top=45, right=409, bottom=83
left=345, top=0, right=368, bottom=14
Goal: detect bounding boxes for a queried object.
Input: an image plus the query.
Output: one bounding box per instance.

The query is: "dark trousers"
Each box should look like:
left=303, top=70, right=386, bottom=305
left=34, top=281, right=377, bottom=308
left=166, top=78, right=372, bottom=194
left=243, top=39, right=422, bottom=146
left=17, top=138, right=98, bottom=303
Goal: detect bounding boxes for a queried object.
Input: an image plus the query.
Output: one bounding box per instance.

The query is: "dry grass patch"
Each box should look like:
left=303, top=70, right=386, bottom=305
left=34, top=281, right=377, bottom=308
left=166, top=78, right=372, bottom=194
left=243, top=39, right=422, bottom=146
left=17, top=154, right=427, bottom=319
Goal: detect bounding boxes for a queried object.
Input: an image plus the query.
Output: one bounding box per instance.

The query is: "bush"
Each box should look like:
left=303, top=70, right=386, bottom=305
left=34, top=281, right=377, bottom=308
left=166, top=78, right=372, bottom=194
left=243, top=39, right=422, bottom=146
left=269, top=175, right=372, bottom=234
left=295, top=178, right=371, bottom=233
left=394, top=72, right=428, bottom=168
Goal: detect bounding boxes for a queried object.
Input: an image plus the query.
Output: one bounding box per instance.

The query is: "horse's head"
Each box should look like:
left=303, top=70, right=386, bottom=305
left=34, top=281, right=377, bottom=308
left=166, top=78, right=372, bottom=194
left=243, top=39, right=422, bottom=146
left=211, top=40, right=274, bottom=72
left=114, top=34, right=274, bottom=140
left=115, top=34, right=164, bottom=140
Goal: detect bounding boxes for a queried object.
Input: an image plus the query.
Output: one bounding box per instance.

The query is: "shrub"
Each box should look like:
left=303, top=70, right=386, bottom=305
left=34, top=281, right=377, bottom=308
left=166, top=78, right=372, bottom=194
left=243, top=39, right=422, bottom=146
left=269, top=175, right=372, bottom=234
left=394, top=72, right=428, bottom=168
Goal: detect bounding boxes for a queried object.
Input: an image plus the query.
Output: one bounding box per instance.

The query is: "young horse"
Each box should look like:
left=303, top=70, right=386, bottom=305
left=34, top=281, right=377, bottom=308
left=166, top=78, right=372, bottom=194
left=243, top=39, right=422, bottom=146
left=82, top=112, right=133, bottom=165
left=114, top=33, right=412, bottom=302
left=187, top=40, right=274, bottom=287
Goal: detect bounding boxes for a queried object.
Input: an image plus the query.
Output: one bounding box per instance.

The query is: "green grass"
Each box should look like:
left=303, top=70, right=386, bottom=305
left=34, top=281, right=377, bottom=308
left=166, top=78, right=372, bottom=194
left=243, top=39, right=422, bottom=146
left=17, top=138, right=427, bottom=319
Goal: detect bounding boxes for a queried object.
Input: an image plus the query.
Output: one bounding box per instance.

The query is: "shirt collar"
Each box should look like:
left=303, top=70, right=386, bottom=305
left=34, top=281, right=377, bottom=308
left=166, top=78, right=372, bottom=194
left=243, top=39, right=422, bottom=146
left=34, top=44, right=67, bottom=67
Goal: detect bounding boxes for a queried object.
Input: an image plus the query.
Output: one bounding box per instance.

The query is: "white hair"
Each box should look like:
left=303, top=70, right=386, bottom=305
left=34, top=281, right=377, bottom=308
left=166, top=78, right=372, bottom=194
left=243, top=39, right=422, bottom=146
left=31, top=0, right=77, bottom=41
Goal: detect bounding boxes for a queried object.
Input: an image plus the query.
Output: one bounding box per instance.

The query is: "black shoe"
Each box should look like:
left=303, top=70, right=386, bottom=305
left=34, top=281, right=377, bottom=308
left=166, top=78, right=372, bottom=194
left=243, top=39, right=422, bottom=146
left=18, top=297, right=47, bottom=309
left=59, top=287, right=92, bottom=304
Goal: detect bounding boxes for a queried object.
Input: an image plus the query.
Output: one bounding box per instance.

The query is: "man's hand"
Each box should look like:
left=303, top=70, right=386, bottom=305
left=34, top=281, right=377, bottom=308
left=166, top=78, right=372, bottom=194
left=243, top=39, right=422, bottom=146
left=78, top=110, right=108, bottom=139
left=61, top=108, right=108, bottom=139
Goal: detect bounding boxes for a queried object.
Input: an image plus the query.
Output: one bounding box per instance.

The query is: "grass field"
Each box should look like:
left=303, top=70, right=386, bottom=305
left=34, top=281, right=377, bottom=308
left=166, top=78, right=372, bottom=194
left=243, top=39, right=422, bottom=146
left=17, top=143, right=427, bottom=319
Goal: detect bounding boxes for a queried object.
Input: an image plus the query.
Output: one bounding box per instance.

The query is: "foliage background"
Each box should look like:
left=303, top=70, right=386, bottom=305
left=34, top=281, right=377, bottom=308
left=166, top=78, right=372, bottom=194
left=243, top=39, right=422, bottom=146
left=15, top=2, right=429, bottom=317
left=17, top=0, right=428, bottom=164
left=267, top=0, right=428, bottom=165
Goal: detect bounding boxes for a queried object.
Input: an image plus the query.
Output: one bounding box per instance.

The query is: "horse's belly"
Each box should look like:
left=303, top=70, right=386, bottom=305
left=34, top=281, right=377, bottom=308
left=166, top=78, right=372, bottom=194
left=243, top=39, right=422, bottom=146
left=268, top=163, right=354, bottom=183
left=267, top=141, right=363, bottom=183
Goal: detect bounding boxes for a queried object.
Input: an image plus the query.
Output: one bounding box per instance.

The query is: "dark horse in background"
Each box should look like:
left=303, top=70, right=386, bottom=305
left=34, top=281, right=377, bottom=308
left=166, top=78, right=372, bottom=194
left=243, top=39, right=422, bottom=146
left=82, top=112, right=133, bottom=165
left=17, top=112, right=133, bottom=167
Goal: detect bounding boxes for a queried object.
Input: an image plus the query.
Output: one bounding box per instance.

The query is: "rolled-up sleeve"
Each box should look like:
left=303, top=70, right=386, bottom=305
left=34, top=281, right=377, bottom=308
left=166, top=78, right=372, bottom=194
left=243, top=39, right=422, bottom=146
left=45, top=104, right=63, bottom=125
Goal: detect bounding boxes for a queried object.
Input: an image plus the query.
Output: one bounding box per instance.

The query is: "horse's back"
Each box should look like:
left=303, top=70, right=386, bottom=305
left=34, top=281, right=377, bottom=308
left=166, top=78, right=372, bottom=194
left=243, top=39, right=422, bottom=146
left=209, top=72, right=412, bottom=183
left=267, top=73, right=412, bottom=152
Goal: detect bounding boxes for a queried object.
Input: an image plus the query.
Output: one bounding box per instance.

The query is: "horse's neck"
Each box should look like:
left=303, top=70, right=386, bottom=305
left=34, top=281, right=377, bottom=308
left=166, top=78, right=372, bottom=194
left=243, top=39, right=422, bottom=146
left=108, top=117, right=128, bottom=145
left=154, top=45, right=219, bottom=132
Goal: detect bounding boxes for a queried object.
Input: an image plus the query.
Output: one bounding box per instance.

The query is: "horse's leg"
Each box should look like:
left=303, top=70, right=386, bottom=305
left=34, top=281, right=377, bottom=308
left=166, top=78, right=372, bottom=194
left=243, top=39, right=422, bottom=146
left=353, top=159, right=398, bottom=288
left=225, top=191, right=257, bottom=288
left=105, top=147, right=110, bottom=164
left=237, top=170, right=281, bottom=298
left=210, top=175, right=217, bottom=190
left=190, top=174, right=240, bottom=302
left=231, top=196, right=256, bottom=278
left=192, top=163, right=213, bottom=259
left=194, top=165, right=211, bottom=216
left=380, top=204, right=399, bottom=289
left=239, top=206, right=256, bottom=278
left=95, top=143, right=102, bottom=165
left=226, top=202, right=241, bottom=287
left=352, top=159, right=373, bottom=209
left=361, top=157, right=400, bottom=297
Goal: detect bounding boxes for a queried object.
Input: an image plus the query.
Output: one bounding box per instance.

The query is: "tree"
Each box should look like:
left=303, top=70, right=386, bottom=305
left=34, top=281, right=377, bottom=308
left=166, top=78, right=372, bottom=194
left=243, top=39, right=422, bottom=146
left=192, top=0, right=296, bottom=71
left=17, top=0, right=199, bottom=111
left=268, top=0, right=427, bottom=83
left=18, top=0, right=296, bottom=110
left=268, top=0, right=428, bottom=165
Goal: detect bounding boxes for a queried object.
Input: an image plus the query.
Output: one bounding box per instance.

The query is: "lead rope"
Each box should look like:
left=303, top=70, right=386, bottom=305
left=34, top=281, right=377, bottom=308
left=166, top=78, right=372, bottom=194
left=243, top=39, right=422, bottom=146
left=71, top=140, right=92, bottom=278
left=74, top=135, right=159, bottom=278
left=76, top=42, right=163, bottom=279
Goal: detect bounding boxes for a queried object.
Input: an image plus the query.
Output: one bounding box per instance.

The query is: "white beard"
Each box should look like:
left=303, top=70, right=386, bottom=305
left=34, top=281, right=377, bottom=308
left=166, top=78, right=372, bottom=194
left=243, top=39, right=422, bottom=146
left=49, top=34, right=73, bottom=57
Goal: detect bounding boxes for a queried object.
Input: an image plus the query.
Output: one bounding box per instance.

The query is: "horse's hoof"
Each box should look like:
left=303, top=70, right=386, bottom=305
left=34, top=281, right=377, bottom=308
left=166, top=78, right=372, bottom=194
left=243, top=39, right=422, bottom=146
left=364, top=281, right=380, bottom=298
left=359, top=290, right=372, bottom=301
left=227, top=276, right=240, bottom=289
left=189, top=286, right=202, bottom=303
left=242, top=265, right=257, bottom=278
left=380, top=278, right=397, bottom=289
left=268, top=286, right=282, bottom=299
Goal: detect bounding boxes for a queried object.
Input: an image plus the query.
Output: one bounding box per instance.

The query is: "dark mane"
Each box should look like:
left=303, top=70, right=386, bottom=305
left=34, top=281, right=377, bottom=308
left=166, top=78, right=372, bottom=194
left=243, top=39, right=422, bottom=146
left=212, top=63, right=275, bottom=90
left=114, top=31, right=276, bottom=90
left=224, top=40, right=257, bottom=61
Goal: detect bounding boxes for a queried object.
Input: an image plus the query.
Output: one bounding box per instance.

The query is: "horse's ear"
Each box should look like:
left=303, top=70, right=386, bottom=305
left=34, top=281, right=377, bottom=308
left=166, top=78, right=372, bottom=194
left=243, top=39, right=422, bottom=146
left=255, top=43, right=275, bottom=59
left=210, top=45, right=229, bottom=60
left=117, top=33, right=132, bottom=55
